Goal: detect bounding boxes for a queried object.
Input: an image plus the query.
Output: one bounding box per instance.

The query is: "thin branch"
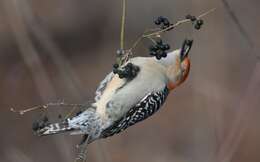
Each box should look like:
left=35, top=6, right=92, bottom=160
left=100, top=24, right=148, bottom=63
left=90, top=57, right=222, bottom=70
left=10, top=101, right=85, bottom=115
left=143, top=8, right=216, bottom=38
left=129, top=35, right=143, bottom=52
left=120, top=0, right=127, bottom=49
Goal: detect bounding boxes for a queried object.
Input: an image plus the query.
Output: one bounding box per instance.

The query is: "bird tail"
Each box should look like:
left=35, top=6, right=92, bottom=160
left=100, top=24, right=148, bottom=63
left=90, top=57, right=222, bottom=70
left=35, top=120, right=75, bottom=136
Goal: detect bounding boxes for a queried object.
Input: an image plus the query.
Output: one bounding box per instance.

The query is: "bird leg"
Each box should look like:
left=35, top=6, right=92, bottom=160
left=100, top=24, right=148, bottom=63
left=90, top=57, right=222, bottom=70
left=77, top=134, right=89, bottom=147
left=75, top=135, right=90, bottom=162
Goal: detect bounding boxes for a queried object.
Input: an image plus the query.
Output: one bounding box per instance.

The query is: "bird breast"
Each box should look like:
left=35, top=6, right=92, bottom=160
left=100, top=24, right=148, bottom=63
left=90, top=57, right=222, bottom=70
left=95, top=57, right=168, bottom=122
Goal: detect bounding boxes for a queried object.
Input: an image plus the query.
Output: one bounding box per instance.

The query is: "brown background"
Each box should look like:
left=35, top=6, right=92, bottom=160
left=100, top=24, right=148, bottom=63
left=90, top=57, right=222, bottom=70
left=0, top=0, right=259, bottom=162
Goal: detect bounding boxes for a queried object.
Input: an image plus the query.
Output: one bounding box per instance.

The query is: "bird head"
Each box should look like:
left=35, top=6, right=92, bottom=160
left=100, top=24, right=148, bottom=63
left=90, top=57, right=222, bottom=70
left=157, top=48, right=191, bottom=90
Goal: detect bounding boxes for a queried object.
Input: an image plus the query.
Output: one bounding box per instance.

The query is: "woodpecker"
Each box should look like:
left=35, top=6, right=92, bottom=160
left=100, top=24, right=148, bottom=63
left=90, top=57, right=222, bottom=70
left=35, top=42, right=192, bottom=145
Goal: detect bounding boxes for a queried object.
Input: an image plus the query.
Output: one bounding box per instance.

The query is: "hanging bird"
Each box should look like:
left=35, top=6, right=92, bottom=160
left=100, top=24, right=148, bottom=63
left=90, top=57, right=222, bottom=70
left=35, top=40, right=192, bottom=147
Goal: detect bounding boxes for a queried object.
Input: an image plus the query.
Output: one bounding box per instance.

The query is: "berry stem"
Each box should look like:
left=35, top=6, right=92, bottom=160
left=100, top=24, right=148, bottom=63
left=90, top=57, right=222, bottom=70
left=129, top=8, right=216, bottom=53
left=148, top=37, right=157, bottom=45
left=120, top=0, right=127, bottom=50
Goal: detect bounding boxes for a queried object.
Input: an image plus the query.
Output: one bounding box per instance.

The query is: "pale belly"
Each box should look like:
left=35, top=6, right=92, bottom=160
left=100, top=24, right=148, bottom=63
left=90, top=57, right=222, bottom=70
left=94, top=59, right=168, bottom=122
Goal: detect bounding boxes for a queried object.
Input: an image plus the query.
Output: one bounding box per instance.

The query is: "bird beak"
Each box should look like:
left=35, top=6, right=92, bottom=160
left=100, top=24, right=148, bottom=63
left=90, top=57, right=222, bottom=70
left=180, top=39, right=193, bottom=62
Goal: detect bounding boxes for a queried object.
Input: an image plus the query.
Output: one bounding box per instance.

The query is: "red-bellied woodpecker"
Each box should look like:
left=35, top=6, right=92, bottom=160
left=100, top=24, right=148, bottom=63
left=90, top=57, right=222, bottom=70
left=35, top=47, right=191, bottom=145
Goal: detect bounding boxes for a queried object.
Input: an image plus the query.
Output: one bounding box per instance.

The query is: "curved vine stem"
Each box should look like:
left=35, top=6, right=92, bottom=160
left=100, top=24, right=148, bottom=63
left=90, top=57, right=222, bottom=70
left=120, top=0, right=126, bottom=50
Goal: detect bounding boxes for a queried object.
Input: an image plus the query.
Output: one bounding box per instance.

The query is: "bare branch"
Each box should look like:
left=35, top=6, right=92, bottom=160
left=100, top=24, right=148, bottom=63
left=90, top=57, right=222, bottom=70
left=120, top=0, right=127, bottom=49
left=10, top=101, right=85, bottom=115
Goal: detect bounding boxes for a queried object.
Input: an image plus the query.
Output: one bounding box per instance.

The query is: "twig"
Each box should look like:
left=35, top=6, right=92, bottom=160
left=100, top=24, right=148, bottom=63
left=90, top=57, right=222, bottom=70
left=120, top=0, right=127, bottom=49
left=64, top=105, right=83, bottom=119
left=129, top=35, right=143, bottom=52
left=10, top=101, right=85, bottom=115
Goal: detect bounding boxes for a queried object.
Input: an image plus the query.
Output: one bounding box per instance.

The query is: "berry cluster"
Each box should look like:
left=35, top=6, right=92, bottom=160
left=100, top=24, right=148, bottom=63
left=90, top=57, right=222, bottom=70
left=149, top=39, right=170, bottom=60
left=113, top=63, right=140, bottom=79
left=185, top=14, right=204, bottom=30
left=154, top=16, right=172, bottom=30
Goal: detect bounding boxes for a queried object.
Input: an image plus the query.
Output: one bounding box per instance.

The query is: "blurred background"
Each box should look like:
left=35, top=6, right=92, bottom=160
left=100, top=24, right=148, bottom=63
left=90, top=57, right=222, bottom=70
left=0, top=0, right=259, bottom=162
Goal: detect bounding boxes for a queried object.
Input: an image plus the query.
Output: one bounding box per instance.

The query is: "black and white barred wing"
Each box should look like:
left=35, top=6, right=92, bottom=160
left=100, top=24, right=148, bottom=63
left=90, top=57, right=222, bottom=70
left=101, top=87, right=169, bottom=138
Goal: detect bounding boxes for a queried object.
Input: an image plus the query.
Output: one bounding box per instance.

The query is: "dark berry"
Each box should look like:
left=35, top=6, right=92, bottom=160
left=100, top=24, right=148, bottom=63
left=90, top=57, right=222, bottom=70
left=124, top=67, right=131, bottom=75
left=157, top=44, right=164, bottom=50
left=113, top=68, right=118, bottom=74
left=157, top=16, right=164, bottom=22
left=164, top=44, right=170, bottom=50
left=156, top=39, right=163, bottom=45
left=186, top=14, right=197, bottom=21
left=160, top=43, right=169, bottom=50
left=185, top=14, right=192, bottom=19
left=113, top=63, right=119, bottom=69
left=118, top=71, right=125, bottom=79
left=133, top=66, right=140, bottom=72
left=157, top=50, right=164, bottom=55
left=150, top=51, right=157, bottom=56
left=197, top=19, right=204, bottom=26
left=154, top=19, right=161, bottom=25
left=162, top=19, right=170, bottom=27
left=162, top=51, right=167, bottom=58
left=149, top=45, right=158, bottom=52
left=127, top=63, right=133, bottom=67
left=156, top=55, right=161, bottom=60
left=194, top=24, right=201, bottom=30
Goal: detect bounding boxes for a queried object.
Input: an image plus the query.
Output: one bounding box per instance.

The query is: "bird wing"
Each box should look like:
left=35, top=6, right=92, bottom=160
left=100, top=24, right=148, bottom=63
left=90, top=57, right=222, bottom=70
left=94, top=72, right=114, bottom=102
left=101, top=86, right=169, bottom=138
